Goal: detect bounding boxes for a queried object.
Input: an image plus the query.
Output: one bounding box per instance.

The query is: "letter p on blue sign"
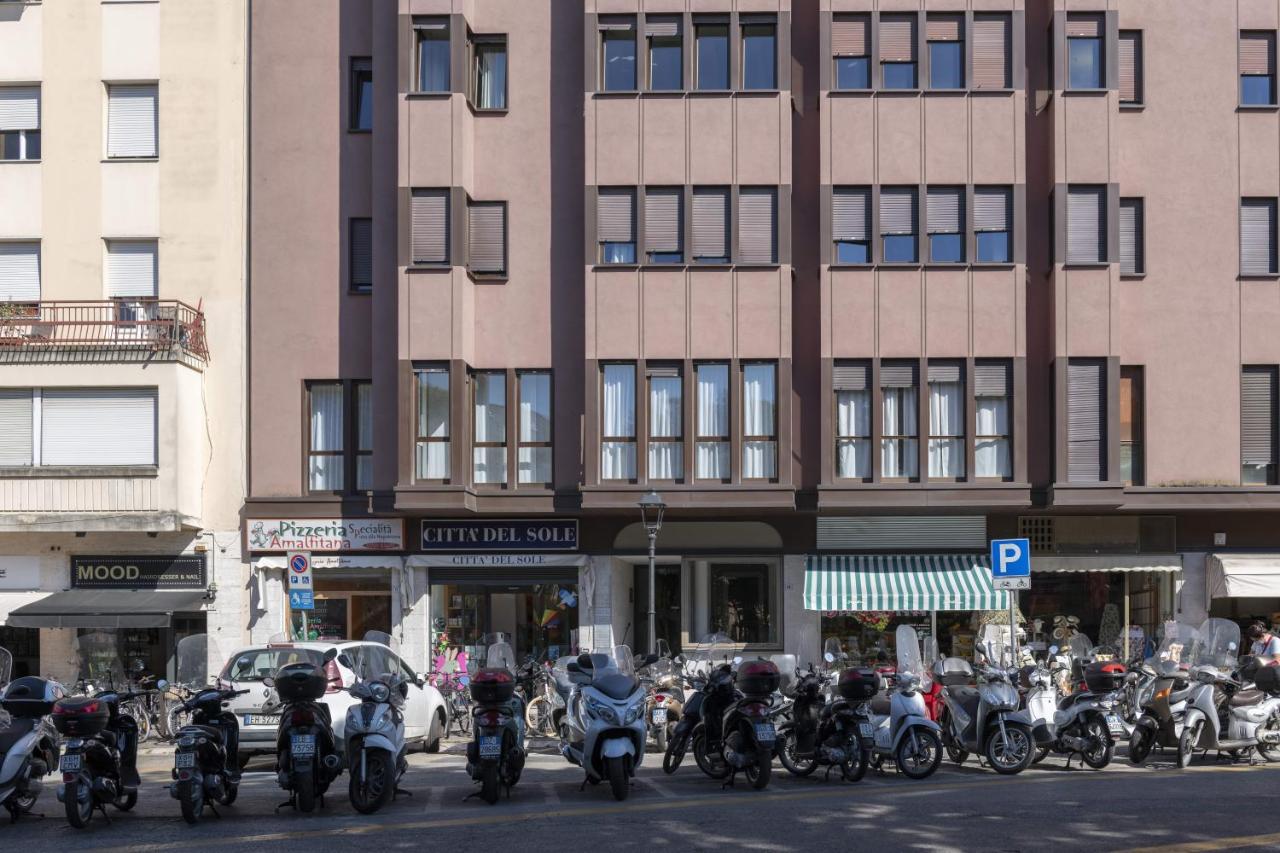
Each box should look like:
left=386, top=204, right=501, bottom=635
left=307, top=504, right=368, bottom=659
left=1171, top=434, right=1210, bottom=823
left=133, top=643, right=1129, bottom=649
left=989, top=538, right=1031, bottom=589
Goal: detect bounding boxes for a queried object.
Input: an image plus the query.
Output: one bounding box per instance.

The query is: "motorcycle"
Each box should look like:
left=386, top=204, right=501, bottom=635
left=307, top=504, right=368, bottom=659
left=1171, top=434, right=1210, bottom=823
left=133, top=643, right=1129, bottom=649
left=169, top=684, right=248, bottom=823
left=466, top=636, right=526, bottom=805
left=1231, top=655, right=1280, bottom=760
left=262, top=648, right=343, bottom=812
left=867, top=626, right=943, bottom=779
left=1128, top=621, right=1200, bottom=766
left=345, top=665, right=411, bottom=814
left=935, top=643, right=1035, bottom=775
left=560, top=644, right=652, bottom=800
left=0, top=673, right=63, bottom=822
left=1021, top=642, right=1124, bottom=770
left=664, top=635, right=737, bottom=780
left=777, top=660, right=875, bottom=782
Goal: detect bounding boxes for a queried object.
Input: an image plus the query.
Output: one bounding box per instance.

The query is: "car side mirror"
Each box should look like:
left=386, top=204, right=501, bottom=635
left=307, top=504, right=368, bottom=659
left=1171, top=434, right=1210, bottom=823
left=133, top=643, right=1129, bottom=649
left=262, top=676, right=275, bottom=689
left=337, top=653, right=354, bottom=669
left=323, top=648, right=338, bottom=664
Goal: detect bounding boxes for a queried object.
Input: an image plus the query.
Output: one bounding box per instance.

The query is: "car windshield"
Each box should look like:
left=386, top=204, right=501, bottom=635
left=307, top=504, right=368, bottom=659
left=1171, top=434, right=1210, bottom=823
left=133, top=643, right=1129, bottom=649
left=221, top=647, right=324, bottom=683
left=689, top=633, right=734, bottom=676
left=175, top=634, right=208, bottom=688
left=1191, top=618, right=1240, bottom=672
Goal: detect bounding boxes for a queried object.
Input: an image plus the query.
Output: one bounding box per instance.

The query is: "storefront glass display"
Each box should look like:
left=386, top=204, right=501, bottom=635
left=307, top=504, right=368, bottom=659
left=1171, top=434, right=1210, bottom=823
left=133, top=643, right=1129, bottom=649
left=430, top=580, right=578, bottom=664
left=0, top=627, right=38, bottom=679
left=288, top=577, right=392, bottom=642
left=709, top=562, right=777, bottom=645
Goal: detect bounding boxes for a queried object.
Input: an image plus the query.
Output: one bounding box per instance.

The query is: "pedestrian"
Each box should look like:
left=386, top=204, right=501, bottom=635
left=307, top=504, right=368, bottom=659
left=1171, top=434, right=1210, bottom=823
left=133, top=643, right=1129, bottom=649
left=1247, top=621, right=1280, bottom=657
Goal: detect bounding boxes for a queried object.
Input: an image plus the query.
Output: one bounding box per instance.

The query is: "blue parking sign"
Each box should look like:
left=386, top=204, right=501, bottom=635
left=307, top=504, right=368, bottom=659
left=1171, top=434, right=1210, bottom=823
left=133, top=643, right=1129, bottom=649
left=989, top=538, right=1031, bottom=589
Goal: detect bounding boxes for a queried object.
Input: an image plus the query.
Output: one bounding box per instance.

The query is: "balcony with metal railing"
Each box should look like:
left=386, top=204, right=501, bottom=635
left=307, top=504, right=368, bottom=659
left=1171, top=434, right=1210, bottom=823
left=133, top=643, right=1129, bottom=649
left=0, top=300, right=209, bottom=369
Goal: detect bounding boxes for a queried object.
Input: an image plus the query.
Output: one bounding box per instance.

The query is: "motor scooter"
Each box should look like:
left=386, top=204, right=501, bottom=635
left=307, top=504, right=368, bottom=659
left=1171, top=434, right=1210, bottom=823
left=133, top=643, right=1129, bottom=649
left=559, top=645, right=653, bottom=800
left=1021, top=643, right=1124, bottom=769
left=262, top=649, right=343, bottom=812
left=867, top=626, right=943, bottom=779
left=0, top=671, right=62, bottom=822
left=466, top=636, right=526, bottom=805
left=935, top=643, right=1035, bottom=775
left=169, top=684, right=248, bottom=823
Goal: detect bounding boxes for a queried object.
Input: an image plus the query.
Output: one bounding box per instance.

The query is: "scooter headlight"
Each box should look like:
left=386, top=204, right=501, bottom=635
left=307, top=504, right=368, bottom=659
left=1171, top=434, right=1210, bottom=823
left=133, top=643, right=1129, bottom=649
left=624, top=700, right=644, bottom=725
left=370, top=683, right=390, bottom=704
left=584, top=695, right=618, bottom=724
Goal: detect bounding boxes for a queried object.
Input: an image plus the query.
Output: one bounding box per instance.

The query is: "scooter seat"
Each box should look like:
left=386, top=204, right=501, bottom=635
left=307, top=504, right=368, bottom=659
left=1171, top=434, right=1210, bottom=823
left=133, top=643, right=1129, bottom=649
left=0, top=716, right=36, bottom=754
left=1057, top=693, right=1092, bottom=711
left=1231, top=689, right=1266, bottom=708
left=592, top=673, right=639, bottom=701
left=179, top=724, right=225, bottom=742
left=869, top=693, right=892, bottom=716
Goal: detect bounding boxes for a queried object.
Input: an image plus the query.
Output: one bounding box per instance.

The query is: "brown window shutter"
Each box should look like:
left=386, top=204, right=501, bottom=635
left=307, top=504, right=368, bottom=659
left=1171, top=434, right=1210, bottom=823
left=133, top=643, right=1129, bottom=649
left=597, top=188, right=636, bottom=243
left=1066, top=359, right=1106, bottom=483
left=832, top=188, right=870, bottom=242
left=880, top=361, right=918, bottom=389
left=1240, top=32, right=1275, bottom=76
left=692, top=188, right=729, bottom=260
left=468, top=202, right=505, bottom=274
left=831, top=15, right=868, bottom=57
left=411, top=189, right=449, bottom=264
left=644, top=188, right=682, bottom=256
left=1241, top=198, right=1278, bottom=275
left=927, top=187, right=963, bottom=234
left=1065, top=16, right=1102, bottom=39
left=1242, top=366, right=1278, bottom=467
left=738, top=188, right=777, bottom=264
left=833, top=362, right=870, bottom=392
left=972, top=15, right=1010, bottom=89
left=974, top=187, right=1011, bottom=232
left=1119, top=31, right=1141, bottom=102
left=350, top=218, right=372, bottom=286
left=1119, top=198, right=1143, bottom=275
left=1066, top=186, right=1106, bottom=264
left=880, top=16, right=916, bottom=63
left=645, top=17, right=679, bottom=39
left=927, top=362, right=963, bottom=384
left=879, top=187, right=918, bottom=236
left=974, top=361, right=1011, bottom=397
left=926, top=16, right=961, bottom=42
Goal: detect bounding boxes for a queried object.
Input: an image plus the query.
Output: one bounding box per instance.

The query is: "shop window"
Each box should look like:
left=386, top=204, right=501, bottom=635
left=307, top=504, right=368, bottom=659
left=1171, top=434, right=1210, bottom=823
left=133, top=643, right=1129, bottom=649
left=880, top=361, right=919, bottom=479
left=742, top=363, right=777, bottom=479
left=927, top=361, right=964, bottom=479
left=517, top=371, right=552, bottom=485
left=695, top=362, right=730, bottom=480
left=415, top=366, right=450, bottom=481
left=601, top=362, right=637, bottom=480
left=430, top=580, right=579, bottom=663
left=647, top=365, right=683, bottom=481
left=709, top=563, right=778, bottom=646
left=473, top=371, right=506, bottom=484
left=634, top=564, right=683, bottom=655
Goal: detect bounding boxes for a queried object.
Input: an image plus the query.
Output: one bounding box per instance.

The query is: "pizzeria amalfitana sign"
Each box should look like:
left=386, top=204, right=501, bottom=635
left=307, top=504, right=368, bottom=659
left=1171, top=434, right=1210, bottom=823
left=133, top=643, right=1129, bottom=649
left=247, top=519, right=404, bottom=553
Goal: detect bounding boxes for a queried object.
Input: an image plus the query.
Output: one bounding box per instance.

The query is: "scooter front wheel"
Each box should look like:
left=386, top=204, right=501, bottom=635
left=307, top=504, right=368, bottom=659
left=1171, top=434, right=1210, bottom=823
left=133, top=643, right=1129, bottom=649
left=350, top=751, right=394, bottom=814
left=1177, top=722, right=1200, bottom=769
left=1128, top=726, right=1154, bottom=764
left=663, top=729, right=689, bottom=774
left=114, top=789, right=138, bottom=811
left=984, top=723, right=1034, bottom=775
left=896, top=728, right=942, bottom=780
left=606, top=756, right=629, bottom=801
left=217, top=783, right=238, bottom=806
left=776, top=725, right=818, bottom=777
left=64, top=781, right=93, bottom=829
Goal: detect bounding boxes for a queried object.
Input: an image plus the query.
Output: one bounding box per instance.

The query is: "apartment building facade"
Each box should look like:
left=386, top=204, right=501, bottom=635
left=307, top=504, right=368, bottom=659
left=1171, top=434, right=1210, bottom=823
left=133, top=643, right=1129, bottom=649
left=0, top=0, right=246, bottom=682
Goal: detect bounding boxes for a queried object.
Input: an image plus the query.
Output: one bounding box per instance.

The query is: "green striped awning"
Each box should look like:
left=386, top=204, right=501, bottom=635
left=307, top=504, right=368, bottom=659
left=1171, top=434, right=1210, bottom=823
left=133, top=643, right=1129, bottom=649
left=803, top=554, right=1010, bottom=612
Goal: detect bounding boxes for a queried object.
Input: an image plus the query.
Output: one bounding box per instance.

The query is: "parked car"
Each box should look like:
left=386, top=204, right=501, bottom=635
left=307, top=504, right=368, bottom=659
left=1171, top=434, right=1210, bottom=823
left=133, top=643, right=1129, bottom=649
left=217, top=641, right=447, bottom=765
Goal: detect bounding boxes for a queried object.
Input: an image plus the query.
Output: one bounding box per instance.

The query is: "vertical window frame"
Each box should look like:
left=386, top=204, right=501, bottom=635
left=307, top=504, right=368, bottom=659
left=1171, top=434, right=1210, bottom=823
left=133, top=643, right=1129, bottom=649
left=414, top=365, right=452, bottom=483
left=833, top=361, right=872, bottom=482
left=601, top=361, right=638, bottom=482
left=740, top=17, right=778, bottom=91
left=516, top=369, right=553, bottom=488
left=1119, top=366, right=1144, bottom=487
left=694, top=17, right=731, bottom=91
left=1240, top=30, right=1277, bottom=107
left=469, top=33, right=508, bottom=111
left=349, top=56, right=373, bottom=131
left=646, top=364, right=684, bottom=483
left=926, top=361, right=966, bottom=481
left=694, top=361, right=731, bottom=482
left=600, top=17, right=639, bottom=92
left=471, top=370, right=508, bottom=487
left=305, top=380, right=346, bottom=495
left=1065, top=15, right=1105, bottom=91
left=415, top=19, right=452, bottom=94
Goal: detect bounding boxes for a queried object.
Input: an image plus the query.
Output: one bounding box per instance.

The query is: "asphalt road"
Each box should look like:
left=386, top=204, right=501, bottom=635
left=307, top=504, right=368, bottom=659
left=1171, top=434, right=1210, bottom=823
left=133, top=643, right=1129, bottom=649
left=4, top=738, right=1280, bottom=852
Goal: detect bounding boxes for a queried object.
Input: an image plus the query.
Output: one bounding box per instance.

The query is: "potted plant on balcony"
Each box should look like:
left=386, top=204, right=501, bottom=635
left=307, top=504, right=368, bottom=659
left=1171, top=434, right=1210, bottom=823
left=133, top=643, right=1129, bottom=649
left=0, top=302, right=37, bottom=346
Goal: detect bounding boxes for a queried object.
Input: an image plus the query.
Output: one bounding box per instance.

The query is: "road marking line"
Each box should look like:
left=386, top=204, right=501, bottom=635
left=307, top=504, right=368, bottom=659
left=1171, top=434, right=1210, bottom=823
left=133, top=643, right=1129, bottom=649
left=423, top=785, right=445, bottom=813
left=541, top=782, right=561, bottom=805
left=640, top=777, right=677, bottom=798
left=1124, top=831, right=1280, bottom=853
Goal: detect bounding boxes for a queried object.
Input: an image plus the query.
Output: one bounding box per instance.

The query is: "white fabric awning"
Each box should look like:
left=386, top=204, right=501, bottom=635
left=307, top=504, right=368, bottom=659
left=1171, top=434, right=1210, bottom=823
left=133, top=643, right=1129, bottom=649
left=1208, top=554, right=1280, bottom=599
left=252, top=555, right=403, bottom=571
left=1031, top=555, right=1182, bottom=574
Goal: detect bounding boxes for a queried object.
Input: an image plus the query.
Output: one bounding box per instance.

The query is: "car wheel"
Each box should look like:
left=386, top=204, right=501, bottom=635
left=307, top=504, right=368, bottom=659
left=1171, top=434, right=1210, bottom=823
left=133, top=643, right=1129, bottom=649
left=425, top=710, right=444, bottom=753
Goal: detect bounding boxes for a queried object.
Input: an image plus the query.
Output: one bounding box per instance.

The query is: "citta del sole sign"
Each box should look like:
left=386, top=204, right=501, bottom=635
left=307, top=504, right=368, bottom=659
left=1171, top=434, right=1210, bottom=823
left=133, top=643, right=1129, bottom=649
left=420, top=519, right=579, bottom=552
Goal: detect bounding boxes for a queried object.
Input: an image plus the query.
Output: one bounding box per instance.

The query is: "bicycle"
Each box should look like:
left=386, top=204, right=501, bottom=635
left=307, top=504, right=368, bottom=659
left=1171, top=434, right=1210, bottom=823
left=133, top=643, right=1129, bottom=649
left=429, top=670, right=472, bottom=738
left=523, top=663, right=561, bottom=738
left=163, top=683, right=197, bottom=740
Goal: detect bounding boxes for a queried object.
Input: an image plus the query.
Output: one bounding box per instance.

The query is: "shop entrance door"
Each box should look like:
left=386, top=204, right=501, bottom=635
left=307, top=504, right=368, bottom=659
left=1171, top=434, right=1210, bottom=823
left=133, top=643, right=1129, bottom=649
left=634, top=563, right=682, bottom=654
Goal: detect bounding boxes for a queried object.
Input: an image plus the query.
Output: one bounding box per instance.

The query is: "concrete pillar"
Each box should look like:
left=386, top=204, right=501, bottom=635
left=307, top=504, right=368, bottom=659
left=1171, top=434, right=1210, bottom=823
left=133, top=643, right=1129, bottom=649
left=692, top=560, right=710, bottom=639
left=39, top=627, right=77, bottom=686
left=1176, top=552, right=1209, bottom=626
left=782, top=554, right=821, bottom=665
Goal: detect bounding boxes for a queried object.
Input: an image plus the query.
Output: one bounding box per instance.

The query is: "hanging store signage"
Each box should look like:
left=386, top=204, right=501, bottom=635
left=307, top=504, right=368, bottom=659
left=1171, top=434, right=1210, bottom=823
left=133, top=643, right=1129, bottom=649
left=246, top=518, right=405, bottom=553
left=71, top=555, right=207, bottom=590
left=420, top=519, right=579, bottom=552
left=0, top=557, right=41, bottom=591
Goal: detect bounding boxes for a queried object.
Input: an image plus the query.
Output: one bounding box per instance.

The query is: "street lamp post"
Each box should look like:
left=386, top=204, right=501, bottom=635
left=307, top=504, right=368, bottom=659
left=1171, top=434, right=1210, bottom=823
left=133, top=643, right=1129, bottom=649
left=637, top=490, right=666, bottom=656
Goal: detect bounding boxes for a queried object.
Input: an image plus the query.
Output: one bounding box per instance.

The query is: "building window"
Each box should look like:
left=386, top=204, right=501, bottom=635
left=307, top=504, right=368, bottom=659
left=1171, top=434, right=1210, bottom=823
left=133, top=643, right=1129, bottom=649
left=0, top=241, right=40, bottom=305
left=597, top=188, right=636, bottom=264
left=833, top=187, right=871, bottom=264
left=645, top=187, right=683, bottom=263
left=975, top=360, right=1012, bottom=479
left=927, top=15, right=964, bottom=89
left=832, top=15, right=870, bottom=90
left=740, top=17, right=777, bottom=90
left=927, top=362, right=964, bottom=479
left=410, top=189, right=450, bottom=265
left=742, top=363, right=777, bottom=480
left=0, top=86, right=40, bottom=161
left=738, top=187, right=777, bottom=265
left=349, top=57, right=372, bottom=130
left=695, top=362, right=730, bottom=480
left=307, top=382, right=345, bottom=492
left=647, top=17, right=682, bottom=90
left=472, top=371, right=506, bottom=485
left=881, top=361, right=918, bottom=479
left=709, top=562, right=778, bottom=645
left=416, top=20, right=450, bottom=92
left=1066, top=15, right=1104, bottom=90
left=1119, top=198, right=1144, bottom=276
left=601, top=363, right=637, bottom=481
left=648, top=365, right=683, bottom=481
left=880, top=15, right=918, bottom=89
left=1066, top=358, right=1106, bottom=483
left=1119, top=31, right=1143, bottom=105
left=927, top=186, right=964, bottom=263
left=695, top=18, right=730, bottom=90
left=1120, top=366, right=1144, bottom=486
left=0, top=388, right=157, bottom=468
left=972, top=14, right=1011, bottom=89
left=106, top=83, right=158, bottom=159
left=105, top=239, right=158, bottom=324
left=354, top=382, right=372, bottom=491
left=975, top=186, right=1012, bottom=263
left=1241, top=197, right=1278, bottom=276
left=1240, top=31, right=1277, bottom=106
left=1242, top=365, right=1278, bottom=485
left=349, top=218, right=372, bottom=292
left=880, top=187, right=919, bottom=263
left=692, top=187, right=730, bottom=263
left=467, top=200, right=506, bottom=276
left=472, top=36, right=507, bottom=110
left=415, top=366, right=450, bottom=481
left=834, top=362, right=871, bottom=480
left=1066, top=185, right=1106, bottom=265
left=517, top=371, right=552, bottom=485
left=600, top=18, right=637, bottom=91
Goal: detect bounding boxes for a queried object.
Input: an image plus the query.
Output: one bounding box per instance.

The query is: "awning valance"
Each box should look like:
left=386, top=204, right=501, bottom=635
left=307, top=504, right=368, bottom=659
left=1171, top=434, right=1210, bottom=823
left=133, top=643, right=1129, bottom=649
left=1031, top=555, right=1182, bottom=574
left=7, top=589, right=208, bottom=629
left=804, top=555, right=1009, bottom=612
left=1208, top=554, right=1280, bottom=599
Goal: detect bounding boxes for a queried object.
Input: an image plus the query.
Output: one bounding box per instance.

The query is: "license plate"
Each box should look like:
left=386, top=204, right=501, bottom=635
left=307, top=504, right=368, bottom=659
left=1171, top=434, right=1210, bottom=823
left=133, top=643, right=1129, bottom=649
left=652, top=708, right=667, bottom=724
left=59, top=754, right=81, bottom=772
left=859, top=723, right=874, bottom=738
left=754, top=723, right=776, bottom=744
left=478, top=735, right=502, bottom=758
left=1106, top=714, right=1124, bottom=735
left=175, top=751, right=196, bottom=769
left=291, top=734, right=316, bottom=757
left=245, top=714, right=281, bottom=727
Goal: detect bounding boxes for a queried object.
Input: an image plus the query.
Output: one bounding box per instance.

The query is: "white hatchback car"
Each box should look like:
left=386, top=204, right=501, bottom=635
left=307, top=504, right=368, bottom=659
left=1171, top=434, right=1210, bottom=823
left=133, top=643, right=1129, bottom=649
left=218, top=640, right=449, bottom=762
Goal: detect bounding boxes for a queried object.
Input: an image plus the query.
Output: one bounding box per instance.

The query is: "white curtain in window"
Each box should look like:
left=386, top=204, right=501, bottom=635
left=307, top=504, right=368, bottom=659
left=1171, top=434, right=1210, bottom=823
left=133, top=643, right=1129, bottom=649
left=928, top=381, right=964, bottom=478
left=473, top=374, right=506, bottom=484
left=742, top=364, right=776, bottom=479
left=601, top=364, right=636, bottom=479
left=416, top=370, right=449, bottom=480
left=975, top=395, right=1011, bottom=477
left=310, top=384, right=343, bottom=490
left=518, top=373, right=552, bottom=483
left=696, top=364, right=729, bottom=478
left=649, top=376, right=682, bottom=479
left=475, top=45, right=506, bottom=109
left=836, top=389, right=870, bottom=478
left=881, top=387, right=918, bottom=478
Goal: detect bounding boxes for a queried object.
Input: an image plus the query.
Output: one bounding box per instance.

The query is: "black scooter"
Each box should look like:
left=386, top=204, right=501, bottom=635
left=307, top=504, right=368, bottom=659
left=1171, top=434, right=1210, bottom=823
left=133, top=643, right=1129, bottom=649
left=169, top=686, right=249, bottom=823
left=661, top=657, right=731, bottom=775
left=777, top=666, right=874, bottom=782
left=264, top=649, right=343, bottom=813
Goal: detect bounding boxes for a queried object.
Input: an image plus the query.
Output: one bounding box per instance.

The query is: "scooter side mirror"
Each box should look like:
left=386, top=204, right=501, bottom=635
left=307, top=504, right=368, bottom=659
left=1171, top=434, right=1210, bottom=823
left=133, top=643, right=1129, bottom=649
left=337, top=653, right=354, bottom=670
left=824, top=652, right=835, bottom=663
left=565, top=661, right=581, bottom=674
left=322, top=648, right=338, bottom=664
left=155, top=679, right=169, bottom=692
left=672, top=654, right=685, bottom=666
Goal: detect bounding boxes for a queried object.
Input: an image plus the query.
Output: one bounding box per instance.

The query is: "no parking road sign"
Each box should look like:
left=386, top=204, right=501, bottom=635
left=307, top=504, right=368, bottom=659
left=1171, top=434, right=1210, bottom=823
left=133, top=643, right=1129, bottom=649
left=287, top=550, right=314, bottom=610
left=989, top=538, right=1031, bottom=590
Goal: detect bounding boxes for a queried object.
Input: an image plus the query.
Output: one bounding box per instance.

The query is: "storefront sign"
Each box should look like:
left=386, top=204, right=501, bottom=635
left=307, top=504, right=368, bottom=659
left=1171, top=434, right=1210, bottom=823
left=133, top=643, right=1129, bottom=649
left=0, top=557, right=41, bottom=591
left=70, top=555, right=207, bottom=590
left=412, top=554, right=587, bottom=568
left=420, top=520, right=579, bottom=552
left=247, top=518, right=405, bottom=553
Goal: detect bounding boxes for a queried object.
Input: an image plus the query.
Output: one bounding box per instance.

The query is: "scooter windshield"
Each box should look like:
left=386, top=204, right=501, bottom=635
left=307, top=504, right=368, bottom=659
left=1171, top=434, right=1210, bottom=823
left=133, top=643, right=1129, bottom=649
left=0, top=645, right=12, bottom=688
left=1191, top=618, right=1241, bottom=672
left=363, top=630, right=396, bottom=651
left=485, top=641, right=517, bottom=673
left=822, top=637, right=846, bottom=672
left=175, top=634, right=209, bottom=688
left=610, top=645, right=636, bottom=678
left=1153, top=623, right=1200, bottom=673
left=1067, top=634, right=1094, bottom=663
left=690, top=633, right=734, bottom=676
left=896, top=625, right=930, bottom=689
left=76, top=631, right=125, bottom=690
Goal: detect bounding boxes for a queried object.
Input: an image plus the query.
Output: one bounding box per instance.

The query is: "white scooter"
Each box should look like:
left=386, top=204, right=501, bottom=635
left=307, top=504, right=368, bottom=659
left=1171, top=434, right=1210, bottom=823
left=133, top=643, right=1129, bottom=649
left=868, top=626, right=943, bottom=779
left=1022, top=644, right=1124, bottom=769
left=559, top=645, right=653, bottom=801
left=343, top=635, right=411, bottom=814
left=0, top=664, right=64, bottom=822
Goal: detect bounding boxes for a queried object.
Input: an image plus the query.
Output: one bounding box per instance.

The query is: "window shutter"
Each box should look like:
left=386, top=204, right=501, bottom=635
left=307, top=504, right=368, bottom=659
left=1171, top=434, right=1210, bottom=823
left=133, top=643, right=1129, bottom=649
left=832, top=188, right=870, bottom=242
left=831, top=16, right=868, bottom=57
left=468, top=203, right=505, bottom=273
left=1119, top=199, right=1142, bottom=275
left=974, top=187, right=1011, bottom=232
left=1240, top=32, right=1274, bottom=76
left=975, top=361, right=1011, bottom=397
left=927, top=362, right=962, bottom=384
left=645, top=17, right=679, bottom=38
left=0, top=86, right=39, bottom=131
left=645, top=188, right=682, bottom=255
left=350, top=219, right=372, bottom=287
left=597, top=189, right=635, bottom=243
left=107, top=84, right=158, bottom=158
left=926, top=16, right=961, bottom=42
left=738, top=187, right=776, bottom=264
left=1119, top=32, right=1140, bottom=102
left=833, top=362, right=870, bottom=392
left=927, top=187, right=963, bottom=234
left=880, top=362, right=918, bottom=388
left=692, top=188, right=729, bottom=259
left=351, top=57, right=372, bottom=73
left=414, top=20, right=448, bottom=31
left=880, top=188, right=917, bottom=236
left=880, top=16, right=916, bottom=63
left=410, top=190, right=449, bottom=264
left=41, top=388, right=158, bottom=466
left=972, top=15, right=1010, bottom=89
left=598, top=19, right=635, bottom=32
left=1067, top=186, right=1106, bottom=264
left=106, top=241, right=158, bottom=298
left=1066, top=360, right=1105, bottom=483
left=0, top=389, right=32, bottom=466
left=646, top=364, right=680, bottom=379
left=1241, top=199, right=1277, bottom=275
left=0, top=242, right=40, bottom=302
left=1065, top=17, right=1101, bottom=38
left=1242, top=366, right=1278, bottom=467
